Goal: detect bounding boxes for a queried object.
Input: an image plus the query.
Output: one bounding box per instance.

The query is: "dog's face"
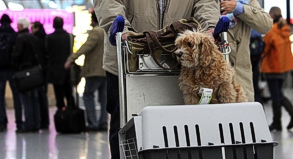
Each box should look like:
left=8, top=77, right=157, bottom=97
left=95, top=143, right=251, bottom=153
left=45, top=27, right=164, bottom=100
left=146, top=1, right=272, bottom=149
left=175, top=30, right=215, bottom=67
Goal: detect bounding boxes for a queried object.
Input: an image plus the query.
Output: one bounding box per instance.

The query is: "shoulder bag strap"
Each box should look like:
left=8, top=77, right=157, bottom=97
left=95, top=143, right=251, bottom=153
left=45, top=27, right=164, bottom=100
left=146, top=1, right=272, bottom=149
left=145, top=31, right=178, bottom=70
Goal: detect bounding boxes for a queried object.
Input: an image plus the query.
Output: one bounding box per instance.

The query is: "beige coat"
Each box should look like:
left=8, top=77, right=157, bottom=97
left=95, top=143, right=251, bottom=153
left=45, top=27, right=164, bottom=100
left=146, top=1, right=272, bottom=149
left=224, top=0, right=272, bottom=102
left=94, top=0, right=220, bottom=76
left=68, top=25, right=106, bottom=77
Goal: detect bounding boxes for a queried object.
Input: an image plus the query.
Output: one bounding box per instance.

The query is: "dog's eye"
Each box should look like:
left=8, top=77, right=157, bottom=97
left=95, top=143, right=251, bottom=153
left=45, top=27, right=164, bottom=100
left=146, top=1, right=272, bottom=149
left=187, top=42, right=192, bottom=48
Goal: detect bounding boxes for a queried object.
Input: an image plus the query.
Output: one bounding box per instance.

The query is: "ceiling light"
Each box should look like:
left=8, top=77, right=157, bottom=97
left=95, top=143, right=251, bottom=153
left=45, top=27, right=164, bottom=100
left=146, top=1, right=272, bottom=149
left=8, top=2, right=24, bottom=11
left=65, top=6, right=73, bottom=13
left=48, top=0, right=57, bottom=8
left=0, top=1, right=7, bottom=10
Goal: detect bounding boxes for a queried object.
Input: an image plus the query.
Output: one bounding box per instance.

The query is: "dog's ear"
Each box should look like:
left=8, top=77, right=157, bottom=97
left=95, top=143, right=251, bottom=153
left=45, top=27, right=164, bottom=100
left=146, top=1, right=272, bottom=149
left=199, top=36, right=214, bottom=67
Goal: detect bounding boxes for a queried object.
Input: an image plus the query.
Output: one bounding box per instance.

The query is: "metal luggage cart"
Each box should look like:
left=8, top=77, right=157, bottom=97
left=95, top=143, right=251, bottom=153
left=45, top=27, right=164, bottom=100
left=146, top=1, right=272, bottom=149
left=116, top=32, right=184, bottom=127
left=115, top=32, right=278, bottom=159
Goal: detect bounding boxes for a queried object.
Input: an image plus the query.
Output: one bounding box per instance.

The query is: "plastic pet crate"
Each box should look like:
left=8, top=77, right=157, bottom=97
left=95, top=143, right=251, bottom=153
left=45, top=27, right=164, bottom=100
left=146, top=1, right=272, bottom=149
left=119, top=102, right=278, bottom=159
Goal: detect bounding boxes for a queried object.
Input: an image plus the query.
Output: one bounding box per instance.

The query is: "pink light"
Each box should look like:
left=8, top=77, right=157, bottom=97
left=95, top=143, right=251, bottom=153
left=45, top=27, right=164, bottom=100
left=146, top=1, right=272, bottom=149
left=0, top=9, right=74, bottom=34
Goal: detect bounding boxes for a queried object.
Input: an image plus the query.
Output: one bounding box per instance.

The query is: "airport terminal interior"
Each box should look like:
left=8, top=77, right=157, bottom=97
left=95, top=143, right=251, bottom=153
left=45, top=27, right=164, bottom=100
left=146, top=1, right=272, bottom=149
left=1, top=0, right=293, bottom=159
left=1, top=90, right=293, bottom=159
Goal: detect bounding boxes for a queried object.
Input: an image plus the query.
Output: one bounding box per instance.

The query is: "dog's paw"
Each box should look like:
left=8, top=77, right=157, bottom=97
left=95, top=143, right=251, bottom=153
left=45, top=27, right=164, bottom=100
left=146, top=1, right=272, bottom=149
left=216, top=82, right=237, bottom=103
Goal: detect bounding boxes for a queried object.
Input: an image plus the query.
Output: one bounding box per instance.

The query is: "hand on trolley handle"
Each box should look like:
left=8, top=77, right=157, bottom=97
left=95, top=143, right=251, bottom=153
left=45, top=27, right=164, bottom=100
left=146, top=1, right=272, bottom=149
left=213, top=16, right=231, bottom=63
left=109, top=15, right=125, bottom=46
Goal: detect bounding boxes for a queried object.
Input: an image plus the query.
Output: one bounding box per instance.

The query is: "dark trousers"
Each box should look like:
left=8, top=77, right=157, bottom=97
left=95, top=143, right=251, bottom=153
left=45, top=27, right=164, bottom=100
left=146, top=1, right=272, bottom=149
left=0, top=68, right=22, bottom=128
left=251, top=57, right=262, bottom=103
left=53, top=82, right=75, bottom=109
left=266, top=78, right=284, bottom=103
left=37, top=85, right=50, bottom=127
left=106, top=72, right=120, bottom=159
left=19, top=89, right=40, bottom=130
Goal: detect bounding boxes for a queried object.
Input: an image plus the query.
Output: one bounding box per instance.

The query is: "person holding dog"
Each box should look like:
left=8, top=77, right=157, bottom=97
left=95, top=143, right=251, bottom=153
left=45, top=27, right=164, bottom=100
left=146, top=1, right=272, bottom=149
left=94, top=0, right=220, bottom=158
left=220, top=0, right=272, bottom=102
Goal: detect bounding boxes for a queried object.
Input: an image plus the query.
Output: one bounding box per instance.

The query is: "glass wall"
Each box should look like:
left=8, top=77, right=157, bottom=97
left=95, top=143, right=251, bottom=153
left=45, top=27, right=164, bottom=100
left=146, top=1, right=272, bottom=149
left=264, top=0, right=292, bottom=25
left=264, top=0, right=287, bottom=18
left=0, top=10, right=74, bottom=33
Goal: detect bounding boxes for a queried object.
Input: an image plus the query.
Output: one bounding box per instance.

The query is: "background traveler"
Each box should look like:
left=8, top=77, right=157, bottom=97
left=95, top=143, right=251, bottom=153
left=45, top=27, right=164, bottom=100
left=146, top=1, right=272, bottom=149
left=64, top=12, right=108, bottom=131
left=46, top=16, right=75, bottom=110
left=0, top=14, right=22, bottom=132
left=31, top=21, right=50, bottom=130
left=260, top=6, right=293, bottom=131
left=12, top=18, right=40, bottom=133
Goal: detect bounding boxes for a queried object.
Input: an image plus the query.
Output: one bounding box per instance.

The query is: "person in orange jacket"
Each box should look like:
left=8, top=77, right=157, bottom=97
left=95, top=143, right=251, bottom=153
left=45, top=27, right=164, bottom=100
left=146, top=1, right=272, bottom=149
left=260, top=6, right=293, bottom=131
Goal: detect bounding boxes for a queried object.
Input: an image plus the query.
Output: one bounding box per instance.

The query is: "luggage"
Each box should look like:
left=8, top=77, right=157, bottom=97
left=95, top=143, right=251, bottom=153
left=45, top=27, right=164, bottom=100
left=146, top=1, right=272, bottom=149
left=54, top=86, right=86, bottom=133
left=13, top=65, right=46, bottom=92
left=126, top=17, right=200, bottom=71
left=54, top=106, right=86, bottom=133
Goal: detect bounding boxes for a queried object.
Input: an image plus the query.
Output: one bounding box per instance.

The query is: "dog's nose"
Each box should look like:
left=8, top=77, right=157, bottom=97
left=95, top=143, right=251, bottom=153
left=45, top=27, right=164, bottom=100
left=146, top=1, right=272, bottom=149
left=176, top=51, right=183, bottom=58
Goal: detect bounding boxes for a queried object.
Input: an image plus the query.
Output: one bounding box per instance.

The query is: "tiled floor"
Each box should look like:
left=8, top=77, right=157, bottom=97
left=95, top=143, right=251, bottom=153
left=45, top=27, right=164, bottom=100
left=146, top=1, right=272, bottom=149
left=1, top=108, right=110, bottom=159
left=1, top=90, right=293, bottom=159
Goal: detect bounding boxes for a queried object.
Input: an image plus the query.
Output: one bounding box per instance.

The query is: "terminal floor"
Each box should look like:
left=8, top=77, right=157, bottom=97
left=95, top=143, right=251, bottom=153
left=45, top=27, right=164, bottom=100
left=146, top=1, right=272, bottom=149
left=1, top=91, right=293, bottom=159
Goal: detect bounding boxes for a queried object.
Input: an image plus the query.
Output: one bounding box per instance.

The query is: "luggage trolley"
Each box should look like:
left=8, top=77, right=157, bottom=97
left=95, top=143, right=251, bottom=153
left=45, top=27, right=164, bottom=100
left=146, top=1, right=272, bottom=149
left=115, top=22, right=278, bottom=159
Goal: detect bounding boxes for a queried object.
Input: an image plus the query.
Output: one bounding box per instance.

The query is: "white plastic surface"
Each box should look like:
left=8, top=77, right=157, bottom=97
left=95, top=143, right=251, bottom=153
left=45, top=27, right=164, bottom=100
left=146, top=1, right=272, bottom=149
left=135, top=102, right=272, bottom=151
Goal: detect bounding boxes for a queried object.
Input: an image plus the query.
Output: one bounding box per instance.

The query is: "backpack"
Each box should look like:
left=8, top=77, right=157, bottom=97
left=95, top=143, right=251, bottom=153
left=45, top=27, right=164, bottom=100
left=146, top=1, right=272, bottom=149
left=249, top=32, right=265, bottom=57
left=0, top=31, right=14, bottom=67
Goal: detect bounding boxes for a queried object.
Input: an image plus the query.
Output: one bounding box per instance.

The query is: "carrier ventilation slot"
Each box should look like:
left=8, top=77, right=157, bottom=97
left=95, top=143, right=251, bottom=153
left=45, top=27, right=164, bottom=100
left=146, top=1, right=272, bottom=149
left=160, top=122, right=260, bottom=159
left=219, top=122, right=257, bottom=144
left=229, top=123, right=235, bottom=144
left=229, top=123, right=237, bottom=159
left=250, top=122, right=256, bottom=143
left=239, top=122, right=246, bottom=143
left=239, top=122, right=248, bottom=159
left=185, top=125, right=192, bottom=159
left=250, top=122, right=258, bottom=157
left=219, top=123, right=225, bottom=144
left=184, top=125, right=191, bottom=146
left=195, top=124, right=201, bottom=146
left=162, top=126, right=169, bottom=147
left=173, top=126, right=180, bottom=147
left=161, top=125, right=204, bottom=159
left=195, top=124, right=203, bottom=159
left=216, top=122, right=262, bottom=159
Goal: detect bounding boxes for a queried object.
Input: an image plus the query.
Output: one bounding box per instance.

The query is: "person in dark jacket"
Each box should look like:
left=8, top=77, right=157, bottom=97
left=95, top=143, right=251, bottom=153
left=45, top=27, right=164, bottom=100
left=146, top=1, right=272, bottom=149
left=45, top=16, right=75, bottom=110
left=31, top=21, right=50, bottom=129
left=12, top=17, right=40, bottom=133
left=0, top=14, right=22, bottom=132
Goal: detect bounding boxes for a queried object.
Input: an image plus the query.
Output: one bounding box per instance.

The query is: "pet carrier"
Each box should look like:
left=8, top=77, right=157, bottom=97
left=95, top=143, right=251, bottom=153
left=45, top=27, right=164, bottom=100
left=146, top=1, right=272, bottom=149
left=119, top=103, right=278, bottom=159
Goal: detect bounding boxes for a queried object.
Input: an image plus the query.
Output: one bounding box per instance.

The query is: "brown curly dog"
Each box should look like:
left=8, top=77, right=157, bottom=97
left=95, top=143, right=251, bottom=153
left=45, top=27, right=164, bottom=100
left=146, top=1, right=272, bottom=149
left=175, top=30, right=247, bottom=104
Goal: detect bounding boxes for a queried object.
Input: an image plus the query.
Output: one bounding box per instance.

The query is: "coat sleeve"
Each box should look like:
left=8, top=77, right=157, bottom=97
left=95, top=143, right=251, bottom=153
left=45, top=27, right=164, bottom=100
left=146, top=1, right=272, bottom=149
left=67, top=28, right=100, bottom=62
left=193, top=0, right=220, bottom=30
left=94, top=0, right=131, bottom=33
left=45, top=36, right=50, bottom=57
left=236, top=0, right=273, bottom=34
